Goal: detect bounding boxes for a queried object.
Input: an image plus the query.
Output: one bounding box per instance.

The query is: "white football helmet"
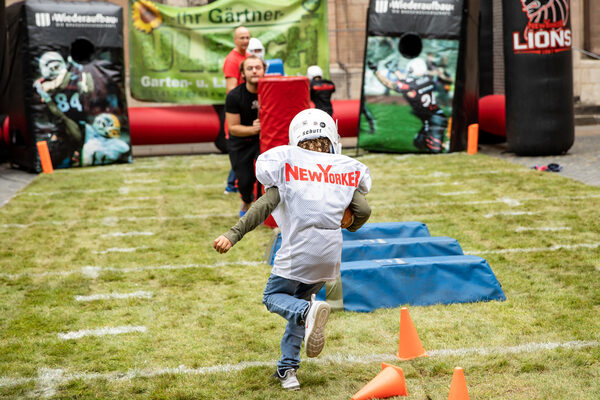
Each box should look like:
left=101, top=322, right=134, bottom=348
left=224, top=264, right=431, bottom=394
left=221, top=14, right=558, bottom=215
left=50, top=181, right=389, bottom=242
left=406, top=58, right=427, bottom=77
left=92, top=113, right=121, bottom=138
left=39, top=51, right=66, bottom=80
left=289, top=108, right=341, bottom=154
left=307, top=65, right=323, bottom=81
left=247, top=38, right=265, bottom=59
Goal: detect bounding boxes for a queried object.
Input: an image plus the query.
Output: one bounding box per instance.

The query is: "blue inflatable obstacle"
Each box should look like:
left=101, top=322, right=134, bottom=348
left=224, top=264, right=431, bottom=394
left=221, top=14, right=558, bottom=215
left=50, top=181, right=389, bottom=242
left=265, top=222, right=506, bottom=312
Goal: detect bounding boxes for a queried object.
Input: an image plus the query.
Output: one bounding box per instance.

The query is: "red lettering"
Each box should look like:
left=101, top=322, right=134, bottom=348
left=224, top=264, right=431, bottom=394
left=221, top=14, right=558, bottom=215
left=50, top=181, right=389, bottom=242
left=341, top=173, right=349, bottom=186
left=299, top=168, right=308, bottom=181
left=354, top=171, right=360, bottom=187
left=335, top=174, right=341, bottom=185
left=329, top=173, right=335, bottom=182
left=285, top=163, right=298, bottom=181
left=317, top=164, right=332, bottom=183
left=348, top=172, right=355, bottom=186
left=308, top=170, right=322, bottom=182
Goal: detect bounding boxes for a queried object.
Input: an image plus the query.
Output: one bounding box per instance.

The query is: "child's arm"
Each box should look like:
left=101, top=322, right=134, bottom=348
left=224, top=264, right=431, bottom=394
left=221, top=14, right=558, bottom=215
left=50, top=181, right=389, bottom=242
left=213, top=187, right=281, bottom=253
left=346, top=190, right=371, bottom=232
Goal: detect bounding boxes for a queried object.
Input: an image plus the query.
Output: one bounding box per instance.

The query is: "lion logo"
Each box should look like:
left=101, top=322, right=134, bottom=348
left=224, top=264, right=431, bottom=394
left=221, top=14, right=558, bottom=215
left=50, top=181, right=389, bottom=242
left=519, top=0, right=569, bottom=26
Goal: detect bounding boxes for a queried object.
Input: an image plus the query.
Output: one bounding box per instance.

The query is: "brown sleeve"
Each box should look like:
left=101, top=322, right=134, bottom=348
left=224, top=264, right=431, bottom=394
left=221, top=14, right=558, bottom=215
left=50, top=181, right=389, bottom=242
left=346, top=190, right=371, bottom=232
left=222, top=187, right=280, bottom=245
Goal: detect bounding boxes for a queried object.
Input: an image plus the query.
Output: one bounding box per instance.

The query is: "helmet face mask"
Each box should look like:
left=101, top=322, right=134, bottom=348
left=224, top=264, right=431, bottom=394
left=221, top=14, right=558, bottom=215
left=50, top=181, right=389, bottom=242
left=247, top=38, right=265, bottom=59
left=288, top=109, right=341, bottom=154
left=307, top=65, right=323, bottom=81
left=92, top=113, right=121, bottom=138
left=39, top=51, right=66, bottom=80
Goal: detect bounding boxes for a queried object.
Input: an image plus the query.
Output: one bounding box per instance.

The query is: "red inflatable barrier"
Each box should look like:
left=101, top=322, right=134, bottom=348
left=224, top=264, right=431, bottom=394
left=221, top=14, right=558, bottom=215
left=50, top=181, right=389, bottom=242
left=128, top=105, right=220, bottom=145
left=128, top=100, right=360, bottom=146
left=332, top=99, right=360, bottom=138
left=258, top=76, right=310, bottom=154
left=478, top=95, right=506, bottom=137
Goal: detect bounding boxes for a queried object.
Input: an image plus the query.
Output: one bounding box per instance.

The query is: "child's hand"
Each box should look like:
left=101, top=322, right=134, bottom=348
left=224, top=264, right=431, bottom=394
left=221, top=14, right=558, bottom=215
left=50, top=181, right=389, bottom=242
left=213, top=235, right=233, bottom=254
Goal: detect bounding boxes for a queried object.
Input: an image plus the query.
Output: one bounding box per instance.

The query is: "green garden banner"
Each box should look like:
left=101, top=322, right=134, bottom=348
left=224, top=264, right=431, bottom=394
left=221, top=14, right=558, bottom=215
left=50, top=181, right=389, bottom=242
left=129, top=0, right=329, bottom=104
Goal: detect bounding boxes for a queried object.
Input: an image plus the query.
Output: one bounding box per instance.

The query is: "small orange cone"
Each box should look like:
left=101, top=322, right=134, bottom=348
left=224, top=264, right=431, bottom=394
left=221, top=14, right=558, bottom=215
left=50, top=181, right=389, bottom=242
left=448, top=367, right=469, bottom=400
left=351, top=362, right=408, bottom=400
left=397, top=307, right=427, bottom=360
left=36, top=141, right=54, bottom=174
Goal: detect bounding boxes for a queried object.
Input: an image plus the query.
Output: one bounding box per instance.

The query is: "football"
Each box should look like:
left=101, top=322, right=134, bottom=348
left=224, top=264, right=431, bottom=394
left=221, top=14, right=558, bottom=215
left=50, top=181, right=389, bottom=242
left=341, top=207, right=354, bottom=229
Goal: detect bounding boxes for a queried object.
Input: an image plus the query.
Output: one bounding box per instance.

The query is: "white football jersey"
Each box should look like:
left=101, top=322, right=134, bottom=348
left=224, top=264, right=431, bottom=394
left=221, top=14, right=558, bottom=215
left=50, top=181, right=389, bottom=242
left=256, top=145, right=371, bottom=284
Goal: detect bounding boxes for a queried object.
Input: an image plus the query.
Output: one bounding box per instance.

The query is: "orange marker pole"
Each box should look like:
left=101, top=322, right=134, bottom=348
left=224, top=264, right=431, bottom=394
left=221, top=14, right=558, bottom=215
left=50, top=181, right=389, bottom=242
left=36, top=141, right=54, bottom=174
left=467, top=123, right=479, bottom=155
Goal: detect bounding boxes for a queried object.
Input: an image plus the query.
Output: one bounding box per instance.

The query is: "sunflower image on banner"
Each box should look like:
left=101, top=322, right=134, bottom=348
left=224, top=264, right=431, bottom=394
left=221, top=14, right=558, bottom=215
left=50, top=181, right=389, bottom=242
left=359, top=36, right=458, bottom=154
left=132, top=0, right=163, bottom=33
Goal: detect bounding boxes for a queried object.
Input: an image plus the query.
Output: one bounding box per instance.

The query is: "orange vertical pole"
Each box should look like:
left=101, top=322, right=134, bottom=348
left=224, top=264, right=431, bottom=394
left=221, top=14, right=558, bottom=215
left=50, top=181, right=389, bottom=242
left=36, top=141, right=54, bottom=174
left=467, top=124, right=479, bottom=155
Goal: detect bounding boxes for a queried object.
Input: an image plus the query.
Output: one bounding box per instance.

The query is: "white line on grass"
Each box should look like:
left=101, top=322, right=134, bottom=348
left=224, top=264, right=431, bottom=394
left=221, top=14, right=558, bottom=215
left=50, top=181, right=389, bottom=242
left=0, top=261, right=265, bottom=280
left=106, top=205, right=155, bottom=211
left=100, top=231, right=155, bottom=238
left=124, top=179, right=159, bottom=184
left=58, top=326, right=147, bottom=340
left=94, top=247, right=148, bottom=254
left=75, top=291, right=153, bottom=302
left=0, top=340, right=596, bottom=389
left=439, top=190, right=478, bottom=196
left=31, top=368, right=64, bottom=399
left=21, top=183, right=223, bottom=197
left=467, top=243, right=600, bottom=255
left=484, top=211, right=540, bottom=218
left=1, top=213, right=238, bottom=229
left=515, top=226, right=572, bottom=232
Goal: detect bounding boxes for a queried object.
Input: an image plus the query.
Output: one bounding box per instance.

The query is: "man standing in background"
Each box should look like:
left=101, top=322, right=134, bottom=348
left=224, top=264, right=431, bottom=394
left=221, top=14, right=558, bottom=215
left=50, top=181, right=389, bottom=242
left=219, top=26, right=251, bottom=194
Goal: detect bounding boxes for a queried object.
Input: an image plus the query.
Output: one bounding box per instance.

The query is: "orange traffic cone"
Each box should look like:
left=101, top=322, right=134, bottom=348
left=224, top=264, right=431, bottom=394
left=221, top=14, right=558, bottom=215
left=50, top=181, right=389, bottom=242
left=351, top=362, right=408, bottom=400
left=448, top=367, right=469, bottom=400
left=397, top=307, right=427, bottom=360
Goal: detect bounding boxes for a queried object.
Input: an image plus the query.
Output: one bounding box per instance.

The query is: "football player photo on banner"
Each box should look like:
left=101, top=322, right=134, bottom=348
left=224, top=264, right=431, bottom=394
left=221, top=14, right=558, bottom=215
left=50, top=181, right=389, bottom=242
left=358, top=0, right=464, bottom=154
left=4, top=1, right=131, bottom=171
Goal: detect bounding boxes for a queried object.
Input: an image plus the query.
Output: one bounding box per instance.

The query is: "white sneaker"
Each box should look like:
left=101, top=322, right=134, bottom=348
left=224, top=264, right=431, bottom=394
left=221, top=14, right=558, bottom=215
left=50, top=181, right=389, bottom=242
left=273, top=368, right=300, bottom=390
left=304, top=293, right=330, bottom=358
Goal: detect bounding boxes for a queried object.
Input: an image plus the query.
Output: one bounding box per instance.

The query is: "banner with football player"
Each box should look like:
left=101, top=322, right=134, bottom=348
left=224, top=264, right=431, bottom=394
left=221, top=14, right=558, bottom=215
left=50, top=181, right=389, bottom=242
left=129, top=0, right=330, bottom=104
left=3, top=1, right=131, bottom=171
left=358, top=0, right=465, bottom=153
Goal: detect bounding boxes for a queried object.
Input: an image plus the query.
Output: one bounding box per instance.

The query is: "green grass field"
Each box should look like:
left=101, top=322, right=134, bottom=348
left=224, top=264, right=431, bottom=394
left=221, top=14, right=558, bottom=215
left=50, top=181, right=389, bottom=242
left=0, top=151, right=599, bottom=399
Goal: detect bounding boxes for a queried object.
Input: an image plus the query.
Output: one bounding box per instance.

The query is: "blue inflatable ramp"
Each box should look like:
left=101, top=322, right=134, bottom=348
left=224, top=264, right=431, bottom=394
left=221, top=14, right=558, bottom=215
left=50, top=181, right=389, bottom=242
left=316, top=255, right=506, bottom=312
left=342, top=221, right=430, bottom=241
left=341, top=237, right=463, bottom=262
left=266, top=221, right=431, bottom=265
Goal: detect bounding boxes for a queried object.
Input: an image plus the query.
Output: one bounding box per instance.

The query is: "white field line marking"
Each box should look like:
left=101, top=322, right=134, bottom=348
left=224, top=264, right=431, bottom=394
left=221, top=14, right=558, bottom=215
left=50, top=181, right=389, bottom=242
left=21, top=183, right=223, bottom=197
left=375, top=196, right=522, bottom=209
left=75, top=291, right=153, bottom=302
left=484, top=211, right=540, bottom=218
left=439, top=190, right=478, bottom=196
left=0, top=340, right=597, bottom=389
left=106, top=205, right=155, bottom=211
left=467, top=243, right=600, bottom=255
left=0, top=261, right=265, bottom=280
left=515, top=226, right=572, bottom=232
left=31, top=368, right=64, bottom=399
left=1, top=213, right=238, bottom=229
left=100, top=231, right=155, bottom=238
left=124, top=179, right=159, bottom=184
left=120, top=196, right=158, bottom=201
left=58, top=326, right=147, bottom=340
left=94, top=247, right=148, bottom=254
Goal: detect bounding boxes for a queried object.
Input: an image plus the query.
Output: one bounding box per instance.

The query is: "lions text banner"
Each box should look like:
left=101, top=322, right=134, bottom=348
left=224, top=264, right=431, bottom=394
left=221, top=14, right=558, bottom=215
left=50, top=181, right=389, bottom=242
left=129, top=0, right=329, bottom=104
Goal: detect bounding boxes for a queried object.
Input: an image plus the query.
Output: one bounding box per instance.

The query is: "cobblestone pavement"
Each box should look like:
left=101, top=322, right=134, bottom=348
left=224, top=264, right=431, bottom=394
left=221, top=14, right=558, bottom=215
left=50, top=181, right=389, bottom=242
left=1, top=125, right=599, bottom=207
left=478, top=125, right=600, bottom=187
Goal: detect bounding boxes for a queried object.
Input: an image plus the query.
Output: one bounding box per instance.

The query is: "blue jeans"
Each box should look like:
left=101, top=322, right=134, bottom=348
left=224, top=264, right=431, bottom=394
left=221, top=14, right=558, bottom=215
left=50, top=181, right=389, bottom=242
left=226, top=169, right=236, bottom=189
left=262, top=274, right=324, bottom=371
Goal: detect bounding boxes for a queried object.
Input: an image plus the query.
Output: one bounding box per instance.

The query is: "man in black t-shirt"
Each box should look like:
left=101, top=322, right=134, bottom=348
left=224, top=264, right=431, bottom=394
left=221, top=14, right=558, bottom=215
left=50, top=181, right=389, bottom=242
left=307, top=65, right=335, bottom=116
left=225, top=55, right=266, bottom=216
